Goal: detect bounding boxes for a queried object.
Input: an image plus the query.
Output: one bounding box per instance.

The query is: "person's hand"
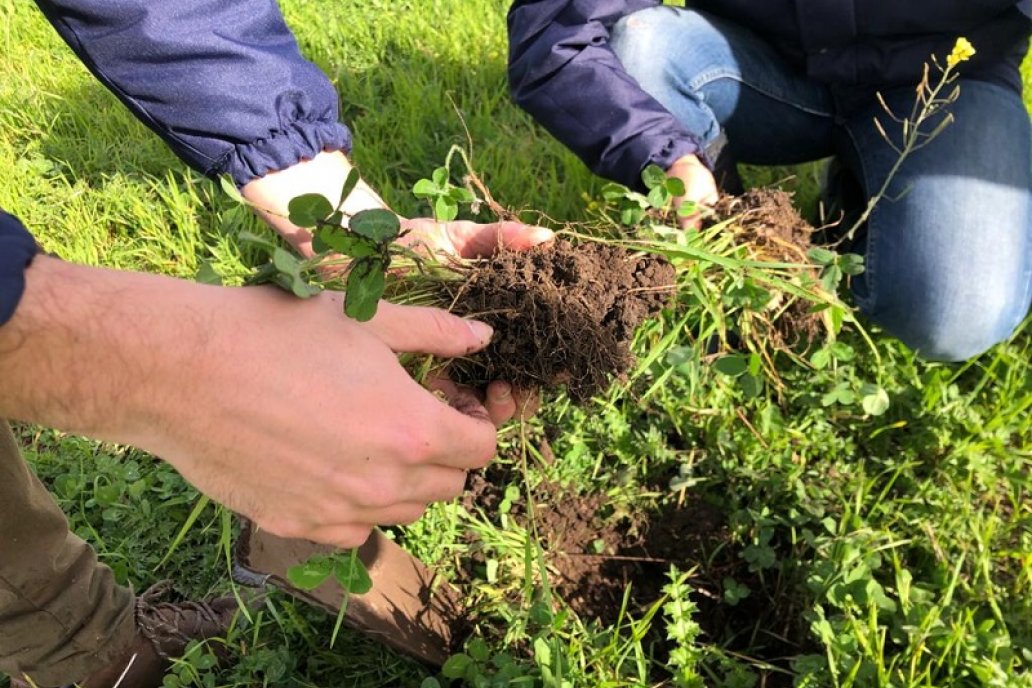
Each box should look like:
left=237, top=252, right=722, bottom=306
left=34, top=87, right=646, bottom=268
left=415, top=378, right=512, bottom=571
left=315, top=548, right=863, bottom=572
left=400, top=218, right=548, bottom=423
left=430, top=376, right=541, bottom=427
left=667, top=154, right=719, bottom=229
left=240, top=151, right=549, bottom=421
left=240, top=151, right=553, bottom=261
left=0, top=257, right=516, bottom=548
left=399, top=218, right=554, bottom=260
left=143, top=289, right=513, bottom=548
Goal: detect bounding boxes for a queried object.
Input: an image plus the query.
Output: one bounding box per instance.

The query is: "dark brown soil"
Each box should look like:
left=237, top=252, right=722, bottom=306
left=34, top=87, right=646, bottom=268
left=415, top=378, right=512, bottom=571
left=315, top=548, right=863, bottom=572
left=461, top=471, right=726, bottom=620
left=442, top=240, right=675, bottom=402
left=458, top=469, right=809, bottom=686
left=711, top=189, right=824, bottom=348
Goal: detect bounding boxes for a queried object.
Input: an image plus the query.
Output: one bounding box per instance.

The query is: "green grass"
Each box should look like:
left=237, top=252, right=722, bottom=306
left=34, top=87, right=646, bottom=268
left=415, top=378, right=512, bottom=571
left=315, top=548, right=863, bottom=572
left=1, top=1, right=1031, bottom=686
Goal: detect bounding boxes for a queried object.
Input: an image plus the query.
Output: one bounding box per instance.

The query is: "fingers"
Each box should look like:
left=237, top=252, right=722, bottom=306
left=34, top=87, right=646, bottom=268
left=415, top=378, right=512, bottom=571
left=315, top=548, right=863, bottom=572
left=484, top=382, right=540, bottom=423
left=303, top=524, right=375, bottom=549
left=485, top=381, right=517, bottom=426
left=422, top=395, right=499, bottom=471
left=668, top=155, right=719, bottom=230
left=293, top=488, right=459, bottom=547
left=445, top=220, right=554, bottom=258
left=511, top=387, right=541, bottom=420
left=428, top=376, right=492, bottom=423
left=258, top=462, right=468, bottom=547
left=416, top=376, right=499, bottom=470
left=364, top=301, right=493, bottom=357
left=433, top=377, right=538, bottom=427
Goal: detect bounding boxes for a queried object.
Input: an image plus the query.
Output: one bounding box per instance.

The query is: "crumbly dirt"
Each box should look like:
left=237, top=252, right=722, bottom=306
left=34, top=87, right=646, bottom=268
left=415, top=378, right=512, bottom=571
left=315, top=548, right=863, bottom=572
left=712, top=188, right=815, bottom=263
left=710, top=188, right=825, bottom=348
left=459, top=469, right=807, bottom=685
left=442, top=240, right=675, bottom=402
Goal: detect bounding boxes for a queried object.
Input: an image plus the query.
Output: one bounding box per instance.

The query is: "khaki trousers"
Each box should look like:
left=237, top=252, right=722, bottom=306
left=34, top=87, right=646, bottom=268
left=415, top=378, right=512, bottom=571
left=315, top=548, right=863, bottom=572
left=0, top=420, right=135, bottom=686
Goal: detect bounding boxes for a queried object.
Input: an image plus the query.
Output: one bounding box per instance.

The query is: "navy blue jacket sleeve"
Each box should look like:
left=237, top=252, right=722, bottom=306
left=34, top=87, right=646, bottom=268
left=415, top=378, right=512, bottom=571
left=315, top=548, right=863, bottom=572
left=34, top=0, right=352, bottom=186
left=508, top=0, right=704, bottom=189
left=0, top=212, right=39, bottom=327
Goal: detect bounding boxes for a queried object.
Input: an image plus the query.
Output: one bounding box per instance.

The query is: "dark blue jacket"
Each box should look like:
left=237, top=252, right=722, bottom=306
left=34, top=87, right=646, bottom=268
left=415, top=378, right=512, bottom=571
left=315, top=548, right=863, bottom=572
left=508, top=0, right=1032, bottom=188
left=1, top=0, right=352, bottom=326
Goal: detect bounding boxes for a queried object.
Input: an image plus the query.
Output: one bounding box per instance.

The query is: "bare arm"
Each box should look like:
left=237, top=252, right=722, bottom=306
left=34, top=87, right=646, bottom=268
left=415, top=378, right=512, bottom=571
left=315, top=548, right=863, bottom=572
left=0, top=256, right=504, bottom=547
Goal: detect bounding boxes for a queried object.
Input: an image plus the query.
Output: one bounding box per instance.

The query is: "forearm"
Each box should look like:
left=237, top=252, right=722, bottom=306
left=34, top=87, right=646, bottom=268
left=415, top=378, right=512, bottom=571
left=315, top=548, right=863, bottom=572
left=242, top=151, right=389, bottom=257
left=0, top=250, right=506, bottom=549
left=0, top=256, right=210, bottom=442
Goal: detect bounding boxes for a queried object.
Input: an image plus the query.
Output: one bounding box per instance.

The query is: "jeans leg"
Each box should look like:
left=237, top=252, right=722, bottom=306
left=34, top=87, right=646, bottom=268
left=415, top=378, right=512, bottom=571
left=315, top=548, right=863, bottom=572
left=0, top=421, right=136, bottom=687
left=609, top=6, right=836, bottom=164
left=838, top=80, right=1032, bottom=361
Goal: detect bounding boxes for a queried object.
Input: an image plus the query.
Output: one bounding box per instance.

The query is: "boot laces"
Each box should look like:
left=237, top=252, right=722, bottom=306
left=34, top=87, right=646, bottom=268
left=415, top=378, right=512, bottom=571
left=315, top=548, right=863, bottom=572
left=134, top=581, right=229, bottom=659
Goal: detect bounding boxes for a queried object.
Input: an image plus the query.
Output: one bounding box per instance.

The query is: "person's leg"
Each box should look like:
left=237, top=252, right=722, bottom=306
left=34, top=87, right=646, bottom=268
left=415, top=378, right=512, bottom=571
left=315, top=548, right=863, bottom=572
left=837, top=81, right=1032, bottom=361
left=0, top=420, right=137, bottom=686
left=609, top=6, right=836, bottom=166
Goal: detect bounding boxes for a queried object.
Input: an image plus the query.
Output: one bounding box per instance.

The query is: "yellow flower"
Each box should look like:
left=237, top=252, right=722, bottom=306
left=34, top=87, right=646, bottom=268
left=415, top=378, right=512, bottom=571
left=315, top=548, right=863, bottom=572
left=947, top=37, right=976, bottom=68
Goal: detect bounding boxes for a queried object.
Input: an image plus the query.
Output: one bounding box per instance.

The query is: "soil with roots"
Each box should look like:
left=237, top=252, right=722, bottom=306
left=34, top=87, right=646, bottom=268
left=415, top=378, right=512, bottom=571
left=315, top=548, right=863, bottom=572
left=442, top=239, right=675, bottom=402
left=711, top=188, right=826, bottom=348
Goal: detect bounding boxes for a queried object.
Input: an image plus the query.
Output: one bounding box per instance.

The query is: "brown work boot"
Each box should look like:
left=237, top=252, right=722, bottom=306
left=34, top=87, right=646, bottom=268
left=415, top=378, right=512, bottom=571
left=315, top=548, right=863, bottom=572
left=10, top=582, right=237, bottom=688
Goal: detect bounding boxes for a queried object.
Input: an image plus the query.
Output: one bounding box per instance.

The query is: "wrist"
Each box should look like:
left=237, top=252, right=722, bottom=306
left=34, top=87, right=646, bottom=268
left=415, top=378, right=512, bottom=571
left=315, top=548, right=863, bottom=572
left=241, top=150, right=391, bottom=257
left=667, top=154, right=708, bottom=174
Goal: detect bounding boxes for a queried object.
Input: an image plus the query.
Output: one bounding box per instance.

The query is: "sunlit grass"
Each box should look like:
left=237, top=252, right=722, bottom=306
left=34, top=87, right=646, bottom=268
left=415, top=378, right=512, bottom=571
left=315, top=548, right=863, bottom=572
left=1, top=1, right=1029, bottom=686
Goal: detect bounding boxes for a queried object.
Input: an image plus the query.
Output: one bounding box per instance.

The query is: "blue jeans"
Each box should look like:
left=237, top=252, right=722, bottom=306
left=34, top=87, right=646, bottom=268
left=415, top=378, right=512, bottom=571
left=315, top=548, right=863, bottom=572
left=610, top=6, right=1032, bottom=361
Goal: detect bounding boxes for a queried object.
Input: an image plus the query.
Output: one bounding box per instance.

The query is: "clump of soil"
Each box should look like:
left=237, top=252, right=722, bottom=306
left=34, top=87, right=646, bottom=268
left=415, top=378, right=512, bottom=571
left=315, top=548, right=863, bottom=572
left=710, top=189, right=825, bottom=347
left=711, top=188, right=814, bottom=263
left=443, top=240, right=675, bottom=402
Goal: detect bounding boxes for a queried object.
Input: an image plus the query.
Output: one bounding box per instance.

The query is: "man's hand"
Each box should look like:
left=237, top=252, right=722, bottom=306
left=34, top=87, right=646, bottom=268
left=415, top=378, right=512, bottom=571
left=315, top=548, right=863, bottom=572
left=667, top=154, right=719, bottom=229
left=0, top=257, right=510, bottom=548
left=242, top=151, right=549, bottom=419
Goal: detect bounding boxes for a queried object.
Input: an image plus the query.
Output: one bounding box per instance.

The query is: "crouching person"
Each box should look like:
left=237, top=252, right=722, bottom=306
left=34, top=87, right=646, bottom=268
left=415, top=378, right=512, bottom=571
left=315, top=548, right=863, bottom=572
left=508, top=0, right=1032, bottom=361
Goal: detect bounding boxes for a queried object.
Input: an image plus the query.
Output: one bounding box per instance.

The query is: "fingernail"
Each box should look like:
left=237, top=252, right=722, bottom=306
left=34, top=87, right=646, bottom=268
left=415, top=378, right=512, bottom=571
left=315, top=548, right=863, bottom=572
left=467, top=320, right=494, bottom=343
left=491, top=383, right=512, bottom=401
left=531, top=227, right=555, bottom=243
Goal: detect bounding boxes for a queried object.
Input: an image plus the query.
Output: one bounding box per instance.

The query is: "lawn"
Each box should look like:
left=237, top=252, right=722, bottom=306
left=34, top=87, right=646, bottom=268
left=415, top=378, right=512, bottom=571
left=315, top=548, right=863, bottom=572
left=1, top=1, right=1030, bottom=686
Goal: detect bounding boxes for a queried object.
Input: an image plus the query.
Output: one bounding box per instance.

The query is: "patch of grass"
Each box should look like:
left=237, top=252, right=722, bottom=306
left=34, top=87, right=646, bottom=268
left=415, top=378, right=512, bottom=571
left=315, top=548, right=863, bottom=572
left=2, top=2, right=1030, bottom=687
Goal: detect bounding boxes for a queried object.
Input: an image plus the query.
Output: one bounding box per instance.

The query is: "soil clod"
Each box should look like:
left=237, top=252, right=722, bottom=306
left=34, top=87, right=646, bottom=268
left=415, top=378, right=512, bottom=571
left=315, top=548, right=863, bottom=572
left=444, top=240, right=674, bottom=402
left=711, top=189, right=826, bottom=348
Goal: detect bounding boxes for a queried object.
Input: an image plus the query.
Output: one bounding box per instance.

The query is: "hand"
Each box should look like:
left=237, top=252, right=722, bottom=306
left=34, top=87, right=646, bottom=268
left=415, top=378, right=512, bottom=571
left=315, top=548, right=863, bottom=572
left=0, top=257, right=511, bottom=548
left=240, top=151, right=550, bottom=421
left=402, top=218, right=549, bottom=422
left=667, top=155, right=719, bottom=229
left=151, top=291, right=512, bottom=548
left=240, top=151, right=554, bottom=261
left=430, top=377, right=541, bottom=427
left=399, top=218, right=554, bottom=259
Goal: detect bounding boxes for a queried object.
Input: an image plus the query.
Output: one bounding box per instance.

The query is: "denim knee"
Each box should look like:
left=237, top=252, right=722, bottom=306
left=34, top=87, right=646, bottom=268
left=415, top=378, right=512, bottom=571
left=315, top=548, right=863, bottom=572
left=858, top=265, right=1030, bottom=362
left=611, top=6, right=686, bottom=87
left=884, top=301, right=1025, bottom=362
left=610, top=6, right=728, bottom=146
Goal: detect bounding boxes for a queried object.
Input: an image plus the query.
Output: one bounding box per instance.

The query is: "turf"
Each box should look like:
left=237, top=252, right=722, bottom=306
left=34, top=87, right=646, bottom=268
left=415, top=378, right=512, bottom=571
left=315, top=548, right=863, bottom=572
left=1, top=1, right=1030, bottom=686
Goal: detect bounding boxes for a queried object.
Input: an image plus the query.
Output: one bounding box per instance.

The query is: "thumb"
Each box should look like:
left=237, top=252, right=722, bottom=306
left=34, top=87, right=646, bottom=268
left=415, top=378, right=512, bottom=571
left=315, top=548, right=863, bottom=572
left=363, top=301, right=494, bottom=357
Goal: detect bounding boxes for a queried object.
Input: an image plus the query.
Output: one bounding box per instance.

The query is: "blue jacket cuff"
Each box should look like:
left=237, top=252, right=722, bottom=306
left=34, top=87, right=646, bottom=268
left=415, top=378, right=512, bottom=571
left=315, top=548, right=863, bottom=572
left=637, top=136, right=703, bottom=190
left=0, top=212, right=39, bottom=327
left=217, top=120, right=354, bottom=187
